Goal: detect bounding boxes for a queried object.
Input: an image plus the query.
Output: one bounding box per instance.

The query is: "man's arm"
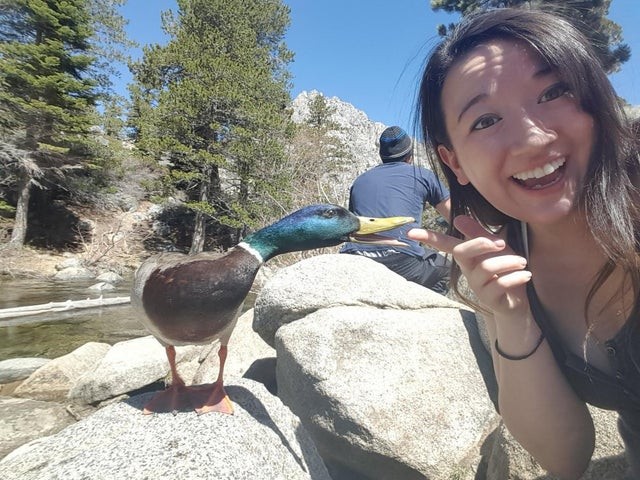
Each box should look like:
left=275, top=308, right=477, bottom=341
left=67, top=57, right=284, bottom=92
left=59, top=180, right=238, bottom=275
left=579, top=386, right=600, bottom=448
left=434, top=198, right=451, bottom=223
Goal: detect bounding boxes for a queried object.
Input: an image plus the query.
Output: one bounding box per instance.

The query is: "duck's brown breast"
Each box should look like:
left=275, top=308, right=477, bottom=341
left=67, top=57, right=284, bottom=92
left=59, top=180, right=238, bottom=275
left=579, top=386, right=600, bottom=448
left=139, top=249, right=260, bottom=344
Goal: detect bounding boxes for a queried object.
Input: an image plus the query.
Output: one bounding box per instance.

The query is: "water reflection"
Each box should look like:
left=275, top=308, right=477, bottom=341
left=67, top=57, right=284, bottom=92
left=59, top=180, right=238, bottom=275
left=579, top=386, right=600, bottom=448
left=0, top=277, right=256, bottom=361
left=0, top=276, right=142, bottom=361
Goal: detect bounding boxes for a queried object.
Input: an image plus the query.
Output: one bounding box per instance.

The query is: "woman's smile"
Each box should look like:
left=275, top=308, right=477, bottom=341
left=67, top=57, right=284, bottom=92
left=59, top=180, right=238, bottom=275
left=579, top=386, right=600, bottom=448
left=511, top=157, right=566, bottom=190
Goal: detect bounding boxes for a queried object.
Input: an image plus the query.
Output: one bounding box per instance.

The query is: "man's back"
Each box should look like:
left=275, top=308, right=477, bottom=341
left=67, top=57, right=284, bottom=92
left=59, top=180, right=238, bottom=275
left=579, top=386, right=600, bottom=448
left=342, top=161, right=448, bottom=257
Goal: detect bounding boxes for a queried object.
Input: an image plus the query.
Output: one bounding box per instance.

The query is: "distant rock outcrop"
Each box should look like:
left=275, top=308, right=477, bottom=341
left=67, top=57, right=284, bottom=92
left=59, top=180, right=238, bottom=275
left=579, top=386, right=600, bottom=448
left=291, top=90, right=386, bottom=174
left=291, top=90, right=432, bottom=173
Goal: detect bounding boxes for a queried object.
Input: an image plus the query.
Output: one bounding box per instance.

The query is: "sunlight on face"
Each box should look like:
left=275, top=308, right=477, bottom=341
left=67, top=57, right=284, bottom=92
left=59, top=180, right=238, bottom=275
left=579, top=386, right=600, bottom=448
left=437, top=39, right=594, bottom=227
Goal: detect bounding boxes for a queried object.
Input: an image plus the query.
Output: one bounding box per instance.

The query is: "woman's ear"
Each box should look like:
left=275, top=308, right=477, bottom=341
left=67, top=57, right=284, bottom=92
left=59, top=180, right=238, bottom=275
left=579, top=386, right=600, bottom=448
left=437, top=144, right=470, bottom=185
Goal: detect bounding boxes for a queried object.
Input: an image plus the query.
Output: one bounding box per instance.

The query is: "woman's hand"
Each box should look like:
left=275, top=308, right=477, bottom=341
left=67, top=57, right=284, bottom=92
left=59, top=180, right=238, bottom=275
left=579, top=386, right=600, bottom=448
left=408, top=215, right=531, bottom=315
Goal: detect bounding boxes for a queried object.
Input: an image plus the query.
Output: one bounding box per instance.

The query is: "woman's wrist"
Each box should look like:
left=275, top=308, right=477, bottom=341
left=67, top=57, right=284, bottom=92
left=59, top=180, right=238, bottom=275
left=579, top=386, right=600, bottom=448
left=492, top=310, right=544, bottom=360
left=495, top=332, right=545, bottom=360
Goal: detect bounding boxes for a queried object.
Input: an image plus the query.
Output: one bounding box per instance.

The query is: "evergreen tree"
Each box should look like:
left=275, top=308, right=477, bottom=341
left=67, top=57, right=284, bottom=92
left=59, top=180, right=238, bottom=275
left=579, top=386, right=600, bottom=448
left=0, top=0, right=131, bottom=248
left=307, top=93, right=338, bottom=130
left=430, top=0, right=630, bottom=73
left=286, top=92, right=353, bottom=208
left=130, top=0, right=293, bottom=253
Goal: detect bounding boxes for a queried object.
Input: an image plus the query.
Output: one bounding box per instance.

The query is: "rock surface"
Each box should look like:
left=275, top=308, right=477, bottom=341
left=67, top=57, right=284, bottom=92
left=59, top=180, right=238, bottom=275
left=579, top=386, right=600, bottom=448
left=0, top=379, right=330, bottom=480
left=253, top=253, right=462, bottom=347
left=193, top=309, right=276, bottom=386
left=0, top=358, right=50, bottom=384
left=276, top=306, right=497, bottom=479
left=68, top=336, right=203, bottom=404
left=14, top=342, right=110, bottom=402
left=0, top=396, right=75, bottom=460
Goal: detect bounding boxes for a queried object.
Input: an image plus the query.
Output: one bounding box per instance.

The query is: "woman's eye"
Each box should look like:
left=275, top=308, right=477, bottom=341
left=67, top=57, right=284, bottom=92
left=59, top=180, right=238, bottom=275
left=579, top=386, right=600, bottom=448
left=471, top=115, right=500, bottom=131
left=539, top=83, right=571, bottom=103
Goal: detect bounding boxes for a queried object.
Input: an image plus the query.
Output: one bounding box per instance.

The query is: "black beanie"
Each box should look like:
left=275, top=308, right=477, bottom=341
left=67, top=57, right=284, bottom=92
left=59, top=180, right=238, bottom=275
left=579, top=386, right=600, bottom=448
left=379, top=126, right=412, bottom=161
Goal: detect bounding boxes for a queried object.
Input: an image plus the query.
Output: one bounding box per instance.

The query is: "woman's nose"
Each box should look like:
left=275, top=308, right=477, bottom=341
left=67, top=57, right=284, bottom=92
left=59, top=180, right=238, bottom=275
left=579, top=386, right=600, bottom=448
left=508, top=112, right=558, bottom=156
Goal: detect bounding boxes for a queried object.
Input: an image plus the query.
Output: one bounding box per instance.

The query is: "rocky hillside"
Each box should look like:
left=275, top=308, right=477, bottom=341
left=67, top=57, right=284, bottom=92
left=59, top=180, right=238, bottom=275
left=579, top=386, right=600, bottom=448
left=291, top=90, right=386, bottom=173
left=289, top=90, right=435, bottom=210
left=291, top=89, right=431, bottom=171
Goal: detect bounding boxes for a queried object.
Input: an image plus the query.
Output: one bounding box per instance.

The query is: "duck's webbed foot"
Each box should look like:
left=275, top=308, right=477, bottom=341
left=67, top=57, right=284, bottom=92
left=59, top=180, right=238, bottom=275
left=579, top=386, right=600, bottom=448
left=142, top=382, right=193, bottom=415
left=143, top=345, right=193, bottom=415
left=189, top=381, right=234, bottom=415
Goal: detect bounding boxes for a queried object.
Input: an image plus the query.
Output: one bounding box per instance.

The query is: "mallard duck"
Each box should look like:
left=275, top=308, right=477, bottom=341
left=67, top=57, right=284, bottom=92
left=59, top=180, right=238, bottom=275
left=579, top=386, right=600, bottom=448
left=131, top=204, right=413, bottom=415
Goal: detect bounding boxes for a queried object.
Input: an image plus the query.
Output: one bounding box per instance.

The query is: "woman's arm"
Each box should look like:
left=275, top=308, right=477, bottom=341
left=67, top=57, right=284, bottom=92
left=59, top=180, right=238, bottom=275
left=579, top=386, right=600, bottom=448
left=484, top=312, right=594, bottom=479
left=409, top=217, right=595, bottom=479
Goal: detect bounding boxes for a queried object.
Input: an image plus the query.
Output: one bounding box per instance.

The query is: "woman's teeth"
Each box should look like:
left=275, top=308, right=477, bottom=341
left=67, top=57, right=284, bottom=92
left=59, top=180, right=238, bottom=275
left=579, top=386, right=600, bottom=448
left=512, top=158, right=565, bottom=181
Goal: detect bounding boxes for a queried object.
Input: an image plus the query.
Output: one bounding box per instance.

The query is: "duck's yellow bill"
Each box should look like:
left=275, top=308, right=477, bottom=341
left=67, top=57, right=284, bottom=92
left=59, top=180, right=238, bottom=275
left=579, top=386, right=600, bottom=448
left=350, top=216, right=415, bottom=245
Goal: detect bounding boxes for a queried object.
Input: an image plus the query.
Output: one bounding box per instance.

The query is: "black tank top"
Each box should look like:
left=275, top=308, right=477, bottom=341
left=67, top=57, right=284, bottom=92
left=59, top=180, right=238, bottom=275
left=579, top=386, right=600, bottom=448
left=508, top=222, right=640, bottom=474
left=527, top=281, right=640, bottom=413
left=507, top=220, right=640, bottom=412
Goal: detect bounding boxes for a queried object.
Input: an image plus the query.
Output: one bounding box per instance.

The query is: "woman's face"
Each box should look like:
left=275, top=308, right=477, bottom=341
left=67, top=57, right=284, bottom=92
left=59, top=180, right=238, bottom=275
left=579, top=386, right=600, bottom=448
left=438, top=39, right=594, bottom=226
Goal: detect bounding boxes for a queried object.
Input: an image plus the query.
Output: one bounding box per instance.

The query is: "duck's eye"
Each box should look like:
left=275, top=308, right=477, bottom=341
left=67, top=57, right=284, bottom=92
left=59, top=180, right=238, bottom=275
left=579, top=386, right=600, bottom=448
left=322, top=208, right=338, bottom=218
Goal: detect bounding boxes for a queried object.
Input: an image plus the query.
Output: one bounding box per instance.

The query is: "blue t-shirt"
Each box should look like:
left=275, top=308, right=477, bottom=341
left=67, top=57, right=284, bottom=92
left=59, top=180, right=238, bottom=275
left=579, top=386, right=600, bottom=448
left=340, top=161, right=449, bottom=257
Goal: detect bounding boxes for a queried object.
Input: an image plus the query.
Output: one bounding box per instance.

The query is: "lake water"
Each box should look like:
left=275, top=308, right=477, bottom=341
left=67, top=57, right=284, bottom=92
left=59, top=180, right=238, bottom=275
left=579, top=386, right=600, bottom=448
left=0, top=277, right=257, bottom=362
left=0, top=277, right=144, bottom=361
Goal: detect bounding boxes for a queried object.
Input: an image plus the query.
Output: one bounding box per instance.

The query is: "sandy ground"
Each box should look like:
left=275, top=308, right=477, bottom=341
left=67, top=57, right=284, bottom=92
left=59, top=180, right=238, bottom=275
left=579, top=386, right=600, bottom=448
left=0, top=202, right=154, bottom=279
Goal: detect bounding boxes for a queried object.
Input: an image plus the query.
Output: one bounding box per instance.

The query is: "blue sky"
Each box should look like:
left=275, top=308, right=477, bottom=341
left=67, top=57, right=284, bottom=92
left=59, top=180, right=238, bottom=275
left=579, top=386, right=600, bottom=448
left=116, top=0, right=639, bottom=133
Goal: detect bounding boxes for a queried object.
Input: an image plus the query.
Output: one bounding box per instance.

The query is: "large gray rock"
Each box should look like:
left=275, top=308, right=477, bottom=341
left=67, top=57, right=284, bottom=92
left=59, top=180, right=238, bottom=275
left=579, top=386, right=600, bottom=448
left=0, top=358, right=50, bottom=384
left=253, top=254, right=463, bottom=347
left=486, top=406, right=628, bottom=479
left=53, top=266, right=94, bottom=280
left=275, top=305, right=497, bottom=479
left=95, top=271, right=124, bottom=284
left=68, top=336, right=204, bottom=404
left=0, top=379, right=331, bottom=480
left=14, top=342, right=110, bottom=402
left=0, top=396, right=75, bottom=460
left=257, top=251, right=627, bottom=479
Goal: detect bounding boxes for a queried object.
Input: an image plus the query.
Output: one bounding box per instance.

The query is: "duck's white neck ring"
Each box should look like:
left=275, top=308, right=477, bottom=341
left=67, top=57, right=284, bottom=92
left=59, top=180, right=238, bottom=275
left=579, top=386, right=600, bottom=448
left=237, top=242, right=264, bottom=264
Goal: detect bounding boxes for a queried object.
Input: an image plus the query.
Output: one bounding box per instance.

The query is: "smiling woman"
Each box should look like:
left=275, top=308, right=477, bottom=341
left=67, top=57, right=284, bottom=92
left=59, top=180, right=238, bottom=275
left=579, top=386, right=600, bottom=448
left=411, top=7, right=640, bottom=480
left=436, top=39, right=594, bottom=226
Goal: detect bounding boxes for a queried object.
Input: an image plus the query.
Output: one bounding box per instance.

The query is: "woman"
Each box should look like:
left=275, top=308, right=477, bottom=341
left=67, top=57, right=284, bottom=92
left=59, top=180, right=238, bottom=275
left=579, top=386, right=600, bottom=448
left=408, top=7, right=640, bottom=479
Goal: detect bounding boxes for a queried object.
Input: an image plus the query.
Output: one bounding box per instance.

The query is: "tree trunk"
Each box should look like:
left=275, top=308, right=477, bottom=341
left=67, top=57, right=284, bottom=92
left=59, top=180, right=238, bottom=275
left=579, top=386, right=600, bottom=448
left=8, top=173, right=32, bottom=249
left=189, top=209, right=206, bottom=255
left=188, top=166, right=211, bottom=255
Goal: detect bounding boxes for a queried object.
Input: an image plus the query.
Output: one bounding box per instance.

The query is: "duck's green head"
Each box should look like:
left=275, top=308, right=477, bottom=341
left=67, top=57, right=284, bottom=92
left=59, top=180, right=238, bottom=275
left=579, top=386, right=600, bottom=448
left=241, top=204, right=413, bottom=262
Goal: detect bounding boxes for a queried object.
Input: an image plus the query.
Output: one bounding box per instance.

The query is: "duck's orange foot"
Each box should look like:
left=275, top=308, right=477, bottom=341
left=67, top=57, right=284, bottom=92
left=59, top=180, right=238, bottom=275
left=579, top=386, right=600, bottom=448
left=143, top=384, right=193, bottom=415
left=189, top=382, right=234, bottom=415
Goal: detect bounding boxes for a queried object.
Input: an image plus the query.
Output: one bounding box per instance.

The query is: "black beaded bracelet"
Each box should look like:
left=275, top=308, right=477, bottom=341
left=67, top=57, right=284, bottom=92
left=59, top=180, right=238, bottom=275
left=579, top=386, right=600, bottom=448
left=494, top=332, right=545, bottom=361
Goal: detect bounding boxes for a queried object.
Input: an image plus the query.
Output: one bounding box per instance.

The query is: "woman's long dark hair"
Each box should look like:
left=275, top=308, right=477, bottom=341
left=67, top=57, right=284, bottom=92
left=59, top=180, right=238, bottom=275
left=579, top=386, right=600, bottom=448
left=417, top=8, right=640, bottom=328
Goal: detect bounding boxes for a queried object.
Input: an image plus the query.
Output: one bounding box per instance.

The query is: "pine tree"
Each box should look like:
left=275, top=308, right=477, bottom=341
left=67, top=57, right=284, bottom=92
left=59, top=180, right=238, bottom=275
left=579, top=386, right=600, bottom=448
left=0, top=0, right=131, bottom=248
left=130, top=0, right=293, bottom=253
left=430, top=0, right=630, bottom=74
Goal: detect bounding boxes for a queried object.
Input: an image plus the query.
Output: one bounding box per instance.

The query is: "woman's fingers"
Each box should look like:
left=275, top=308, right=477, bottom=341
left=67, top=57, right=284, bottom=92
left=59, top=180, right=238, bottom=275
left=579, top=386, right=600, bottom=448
left=408, top=215, right=505, bottom=253
left=451, top=215, right=498, bottom=239
left=472, top=254, right=529, bottom=285
left=478, top=271, right=532, bottom=311
left=407, top=228, right=462, bottom=254
left=409, top=215, right=531, bottom=314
